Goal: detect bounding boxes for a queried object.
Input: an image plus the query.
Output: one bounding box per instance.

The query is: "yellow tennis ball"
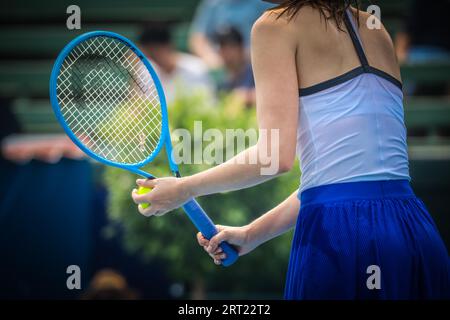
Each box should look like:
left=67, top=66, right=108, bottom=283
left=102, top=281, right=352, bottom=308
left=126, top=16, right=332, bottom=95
left=137, top=186, right=153, bottom=209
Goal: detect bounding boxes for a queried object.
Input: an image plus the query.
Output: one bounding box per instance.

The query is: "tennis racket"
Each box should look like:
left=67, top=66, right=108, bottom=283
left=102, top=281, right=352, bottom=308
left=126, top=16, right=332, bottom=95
left=49, top=31, right=238, bottom=266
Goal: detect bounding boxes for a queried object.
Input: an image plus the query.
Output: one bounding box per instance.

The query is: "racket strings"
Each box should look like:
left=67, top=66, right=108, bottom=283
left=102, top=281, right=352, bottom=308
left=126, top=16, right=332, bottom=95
left=56, top=36, right=163, bottom=165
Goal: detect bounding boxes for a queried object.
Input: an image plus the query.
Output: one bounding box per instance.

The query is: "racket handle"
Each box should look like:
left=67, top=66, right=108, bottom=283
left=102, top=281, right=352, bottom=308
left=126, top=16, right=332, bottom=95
left=182, top=199, right=239, bottom=267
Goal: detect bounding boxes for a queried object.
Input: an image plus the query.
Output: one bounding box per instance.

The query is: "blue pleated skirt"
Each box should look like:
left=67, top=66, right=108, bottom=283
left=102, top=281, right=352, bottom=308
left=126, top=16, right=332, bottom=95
left=284, top=180, right=450, bottom=300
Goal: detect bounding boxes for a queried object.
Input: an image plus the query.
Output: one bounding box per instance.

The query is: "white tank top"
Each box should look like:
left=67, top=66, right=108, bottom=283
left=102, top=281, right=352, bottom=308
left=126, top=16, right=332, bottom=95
left=297, top=10, right=410, bottom=193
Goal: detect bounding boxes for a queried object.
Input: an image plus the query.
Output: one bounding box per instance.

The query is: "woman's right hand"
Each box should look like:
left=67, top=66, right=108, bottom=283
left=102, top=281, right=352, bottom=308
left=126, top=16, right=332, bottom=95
left=196, top=225, right=258, bottom=265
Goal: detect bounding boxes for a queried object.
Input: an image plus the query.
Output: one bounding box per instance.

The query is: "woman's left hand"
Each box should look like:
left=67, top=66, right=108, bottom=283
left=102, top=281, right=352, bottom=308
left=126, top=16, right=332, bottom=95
left=131, top=177, right=192, bottom=217
left=197, top=225, right=256, bottom=265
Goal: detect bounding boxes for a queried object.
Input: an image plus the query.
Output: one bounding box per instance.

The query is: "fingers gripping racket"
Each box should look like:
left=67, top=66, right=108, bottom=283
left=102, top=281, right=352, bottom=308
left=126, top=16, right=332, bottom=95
left=49, top=31, right=238, bottom=266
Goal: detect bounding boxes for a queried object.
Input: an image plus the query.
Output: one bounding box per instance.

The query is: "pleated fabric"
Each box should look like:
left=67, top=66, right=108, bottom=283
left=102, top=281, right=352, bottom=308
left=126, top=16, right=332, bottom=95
left=284, top=180, right=450, bottom=300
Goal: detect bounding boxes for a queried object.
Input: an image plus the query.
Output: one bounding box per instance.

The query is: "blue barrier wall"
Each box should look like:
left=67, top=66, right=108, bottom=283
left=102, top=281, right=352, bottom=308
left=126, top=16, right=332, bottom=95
left=0, top=158, right=94, bottom=299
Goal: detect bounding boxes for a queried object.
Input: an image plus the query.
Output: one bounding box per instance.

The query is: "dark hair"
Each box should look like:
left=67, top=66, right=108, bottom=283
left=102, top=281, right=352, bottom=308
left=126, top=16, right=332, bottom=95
left=273, top=0, right=361, bottom=30
left=213, top=26, right=244, bottom=46
left=139, top=22, right=172, bottom=45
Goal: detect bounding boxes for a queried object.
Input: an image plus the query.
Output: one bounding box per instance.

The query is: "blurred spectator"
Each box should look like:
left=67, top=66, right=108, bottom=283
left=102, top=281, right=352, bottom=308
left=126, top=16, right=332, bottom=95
left=0, top=97, right=84, bottom=163
left=1, top=134, right=85, bottom=163
left=189, top=0, right=273, bottom=68
left=82, top=269, right=139, bottom=300
left=395, top=0, right=450, bottom=95
left=139, top=23, right=215, bottom=104
left=214, top=27, right=256, bottom=106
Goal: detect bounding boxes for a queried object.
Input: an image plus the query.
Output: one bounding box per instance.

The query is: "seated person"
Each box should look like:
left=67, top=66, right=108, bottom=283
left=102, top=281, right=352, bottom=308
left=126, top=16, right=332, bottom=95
left=214, top=26, right=255, bottom=106
left=139, top=23, right=215, bottom=104
left=189, top=0, right=272, bottom=68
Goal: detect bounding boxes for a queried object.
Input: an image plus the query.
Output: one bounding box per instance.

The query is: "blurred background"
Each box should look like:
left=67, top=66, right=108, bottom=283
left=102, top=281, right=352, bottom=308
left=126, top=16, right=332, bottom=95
left=0, top=0, right=449, bottom=299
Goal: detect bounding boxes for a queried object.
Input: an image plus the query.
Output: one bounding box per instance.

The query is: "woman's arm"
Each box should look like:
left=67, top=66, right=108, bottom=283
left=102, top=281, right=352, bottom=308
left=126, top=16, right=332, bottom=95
left=191, top=14, right=300, bottom=196
left=132, top=13, right=299, bottom=216
left=199, top=190, right=301, bottom=265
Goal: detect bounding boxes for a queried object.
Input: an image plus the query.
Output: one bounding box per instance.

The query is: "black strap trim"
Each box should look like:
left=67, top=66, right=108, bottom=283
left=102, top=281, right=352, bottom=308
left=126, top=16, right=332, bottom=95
left=367, top=66, right=403, bottom=89
left=298, top=9, right=403, bottom=97
left=299, top=67, right=365, bottom=96
left=343, top=10, right=370, bottom=71
left=299, top=66, right=402, bottom=97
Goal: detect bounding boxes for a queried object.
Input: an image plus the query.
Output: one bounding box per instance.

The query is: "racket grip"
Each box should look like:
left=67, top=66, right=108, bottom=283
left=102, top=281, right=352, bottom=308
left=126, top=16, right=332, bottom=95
left=182, top=199, right=239, bottom=267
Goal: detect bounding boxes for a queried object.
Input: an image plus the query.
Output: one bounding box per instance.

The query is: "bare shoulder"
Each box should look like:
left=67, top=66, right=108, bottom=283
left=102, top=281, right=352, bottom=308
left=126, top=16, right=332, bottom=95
left=251, top=8, right=299, bottom=44
left=253, top=5, right=341, bottom=40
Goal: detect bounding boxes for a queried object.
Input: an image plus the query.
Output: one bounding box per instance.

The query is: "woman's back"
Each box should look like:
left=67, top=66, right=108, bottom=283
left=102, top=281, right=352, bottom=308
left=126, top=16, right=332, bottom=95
left=264, top=6, right=410, bottom=192
left=291, top=7, right=401, bottom=89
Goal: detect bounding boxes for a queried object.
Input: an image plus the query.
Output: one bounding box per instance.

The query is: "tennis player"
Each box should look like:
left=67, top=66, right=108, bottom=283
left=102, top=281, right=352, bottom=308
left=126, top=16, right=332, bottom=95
left=132, top=0, right=449, bottom=299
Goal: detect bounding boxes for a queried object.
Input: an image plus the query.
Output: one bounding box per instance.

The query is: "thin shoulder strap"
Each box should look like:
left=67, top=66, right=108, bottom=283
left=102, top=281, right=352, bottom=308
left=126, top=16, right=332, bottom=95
left=343, top=9, right=370, bottom=71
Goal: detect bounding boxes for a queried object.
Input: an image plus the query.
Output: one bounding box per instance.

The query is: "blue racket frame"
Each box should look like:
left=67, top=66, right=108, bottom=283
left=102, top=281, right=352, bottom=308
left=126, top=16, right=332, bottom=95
left=50, top=31, right=238, bottom=266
